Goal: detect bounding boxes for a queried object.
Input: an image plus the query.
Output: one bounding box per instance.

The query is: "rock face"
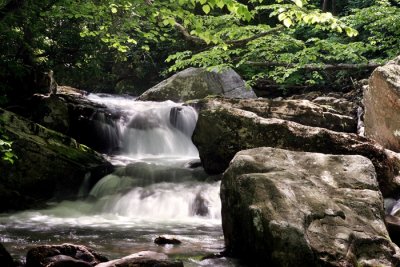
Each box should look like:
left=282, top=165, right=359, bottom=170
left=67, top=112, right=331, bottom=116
left=0, top=243, right=15, bottom=267
left=191, top=97, right=357, bottom=133
left=221, top=147, right=400, bottom=266
left=95, top=251, right=183, bottom=267
left=27, top=87, right=120, bottom=153
left=192, top=101, right=400, bottom=196
left=137, top=67, right=256, bottom=102
left=365, top=56, right=400, bottom=151
left=0, top=108, right=112, bottom=212
left=26, top=244, right=108, bottom=267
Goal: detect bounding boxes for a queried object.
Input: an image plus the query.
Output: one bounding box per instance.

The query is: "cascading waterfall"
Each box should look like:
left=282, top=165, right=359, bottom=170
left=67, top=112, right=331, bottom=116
left=0, top=94, right=229, bottom=266
left=86, top=94, right=199, bottom=159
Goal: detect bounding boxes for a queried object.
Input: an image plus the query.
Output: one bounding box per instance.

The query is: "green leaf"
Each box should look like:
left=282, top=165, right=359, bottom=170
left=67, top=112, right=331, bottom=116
left=111, top=7, right=117, bottom=14
left=283, top=18, right=292, bottom=28
left=202, top=4, right=211, bottom=14
left=216, top=0, right=224, bottom=9
left=293, top=0, right=303, bottom=8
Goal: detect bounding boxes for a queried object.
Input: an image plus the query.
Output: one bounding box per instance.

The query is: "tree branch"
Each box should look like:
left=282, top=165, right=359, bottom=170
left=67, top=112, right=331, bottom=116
left=174, top=21, right=283, bottom=47
left=226, top=26, right=283, bottom=46
left=174, top=22, right=205, bottom=44
left=245, top=61, right=382, bottom=70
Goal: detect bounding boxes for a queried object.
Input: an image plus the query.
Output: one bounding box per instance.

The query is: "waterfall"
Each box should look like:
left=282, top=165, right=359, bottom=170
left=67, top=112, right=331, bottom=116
left=0, top=94, right=225, bottom=266
left=87, top=94, right=199, bottom=159
left=77, top=94, right=219, bottom=223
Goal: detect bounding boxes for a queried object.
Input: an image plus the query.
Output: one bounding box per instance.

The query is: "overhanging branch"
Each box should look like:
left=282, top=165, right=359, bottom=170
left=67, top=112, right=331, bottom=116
left=245, top=61, right=382, bottom=70
left=174, top=21, right=283, bottom=47
left=174, top=22, right=204, bottom=44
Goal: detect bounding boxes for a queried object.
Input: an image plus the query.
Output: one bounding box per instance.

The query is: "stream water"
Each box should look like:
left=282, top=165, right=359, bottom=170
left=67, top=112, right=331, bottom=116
left=0, top=94, right=241, bottom=266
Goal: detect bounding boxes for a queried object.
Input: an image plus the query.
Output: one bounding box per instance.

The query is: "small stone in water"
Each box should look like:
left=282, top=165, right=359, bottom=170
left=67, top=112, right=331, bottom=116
left=154, top=236, right=182, bottom=245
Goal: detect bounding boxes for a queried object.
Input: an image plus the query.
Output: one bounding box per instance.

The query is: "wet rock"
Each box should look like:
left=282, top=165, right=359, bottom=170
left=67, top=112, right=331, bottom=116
left=221, top=147, right=400, bottom=266
left=0, top=109, right=113, bottom=212
left=154, top=236, right=182, bottom=245
left=312, top=96, right=357, bottom=117
left=127, top=112, right=161, bottom=130
left=191, top=97, right=357, bottom=133
left=26, top=88, right=121, bottom=153
left=190, top=192, right=209, bottom=217
left=95, top=251, right=183, bottom=267
left=0, top=243, right=15, bottom=267
left=364, top=56, right=400, bottom=152
left=192, top=101, right=400, bottom=196
left=137, top=67, right=256, bottom=102
left=45, top=255, right=92, bottom=267
left=184, top=159, right=202, bottom=169
left=169, top=106, right=198, bottom=136
left=386, top=215, right=400, bottom=246
left=26, top=244, right=108, bottom=267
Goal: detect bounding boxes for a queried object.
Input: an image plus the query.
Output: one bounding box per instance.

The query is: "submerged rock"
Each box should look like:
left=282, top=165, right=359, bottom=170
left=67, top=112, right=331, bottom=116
left=0, top=108, right=113, bottom=212
left=95, top=251, right=183, bottom=267
left=154, top=236, right=182, bottom=245
left=137, top=67, right=256, bottom=102
left=364, top=56, right=400, bottom=151
left=192, top=101, right=400, bottom=196
left=26, top=244, right=108, bottom=267
left=221, top=147, right=400, bottom=266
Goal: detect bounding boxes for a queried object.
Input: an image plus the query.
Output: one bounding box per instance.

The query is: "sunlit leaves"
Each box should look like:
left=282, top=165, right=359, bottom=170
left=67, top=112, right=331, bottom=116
left=202, top=4, right=211, bottom=14
left=0, top=135, right=17, bottom=164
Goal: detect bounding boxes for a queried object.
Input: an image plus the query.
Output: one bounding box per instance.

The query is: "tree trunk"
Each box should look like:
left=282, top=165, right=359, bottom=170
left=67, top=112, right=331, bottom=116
left=322, top=0, right=329, bottom=12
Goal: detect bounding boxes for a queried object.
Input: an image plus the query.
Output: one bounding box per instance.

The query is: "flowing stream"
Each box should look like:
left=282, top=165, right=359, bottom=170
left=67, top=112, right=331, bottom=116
left=0, top=94, right=239, bottom=266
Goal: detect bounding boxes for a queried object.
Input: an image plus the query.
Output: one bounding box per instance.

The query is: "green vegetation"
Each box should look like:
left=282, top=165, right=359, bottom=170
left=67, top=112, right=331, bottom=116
left=0, top=0, right=399, bottom=101
left=0, top=134, right=16, bottom=164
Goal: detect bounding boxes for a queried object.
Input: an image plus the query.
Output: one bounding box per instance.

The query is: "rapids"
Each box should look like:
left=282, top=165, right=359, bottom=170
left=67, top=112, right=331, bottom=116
left=0, top=94, right=240, bottom=266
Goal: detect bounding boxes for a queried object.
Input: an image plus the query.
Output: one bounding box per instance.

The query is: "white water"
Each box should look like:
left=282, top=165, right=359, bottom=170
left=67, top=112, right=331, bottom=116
left=87, top=94, right=199, bottom=159
left=0, top=94, right=233, bottom=266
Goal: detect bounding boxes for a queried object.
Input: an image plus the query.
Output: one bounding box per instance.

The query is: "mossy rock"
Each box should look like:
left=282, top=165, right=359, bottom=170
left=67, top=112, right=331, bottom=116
left=0, top=108, right=113, bottom=212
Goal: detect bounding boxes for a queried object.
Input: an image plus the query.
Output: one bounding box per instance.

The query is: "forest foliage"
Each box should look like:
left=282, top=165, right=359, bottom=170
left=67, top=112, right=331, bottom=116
left=0, top=0, right=399, bottom=100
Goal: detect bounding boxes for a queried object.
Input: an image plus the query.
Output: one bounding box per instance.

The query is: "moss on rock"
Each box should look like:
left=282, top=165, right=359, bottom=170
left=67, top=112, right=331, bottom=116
left=0, top=108, right=113, bottom=212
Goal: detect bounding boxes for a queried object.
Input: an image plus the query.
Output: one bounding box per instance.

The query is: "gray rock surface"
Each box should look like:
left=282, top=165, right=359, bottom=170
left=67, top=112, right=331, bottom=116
left=137, top=67, right=256, bottom=102
left=191, top=97, right=357, bottom=133
left=192, top=102, right=400, bottom=196
left=221, top=147, right=400, bottom=266
left=365, top=56, right=400, bottom=151
left=26, top=244, right=108, bottom=267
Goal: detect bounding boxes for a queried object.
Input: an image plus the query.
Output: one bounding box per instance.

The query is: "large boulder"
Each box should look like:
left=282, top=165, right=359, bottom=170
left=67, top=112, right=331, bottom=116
left=221, top=147, right=400, bottom=266
left=192, top=102, right=400, bottom=196
left=191, top=97, right=357, bottom=133
left=137, top=67, right=256, bottom=102
left=364, top=56, right=400, bottom=151
left=26, top=244, right=108, bottom=267
left=0, top=108, right=113, bottom=212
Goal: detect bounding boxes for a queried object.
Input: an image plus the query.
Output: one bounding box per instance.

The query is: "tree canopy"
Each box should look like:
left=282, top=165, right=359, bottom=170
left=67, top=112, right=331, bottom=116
left=0, top=0, right=399, bottom=102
